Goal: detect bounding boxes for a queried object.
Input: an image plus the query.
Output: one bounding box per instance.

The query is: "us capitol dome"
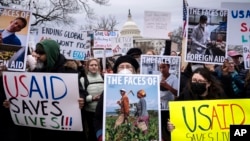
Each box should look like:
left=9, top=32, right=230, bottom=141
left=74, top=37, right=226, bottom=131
left=120, top=9, right=142, bottom=38
left=119, top=9, right=178, bottom=55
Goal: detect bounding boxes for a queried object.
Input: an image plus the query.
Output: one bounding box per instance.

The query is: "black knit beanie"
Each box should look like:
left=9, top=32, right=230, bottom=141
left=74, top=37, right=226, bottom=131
left=126, top=47, right=142, bottom=57
left=113, top=55, right=139, bottom=73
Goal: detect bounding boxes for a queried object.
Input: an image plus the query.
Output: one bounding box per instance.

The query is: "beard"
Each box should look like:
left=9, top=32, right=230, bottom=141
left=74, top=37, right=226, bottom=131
left=36, top=60, right=44, bottom=69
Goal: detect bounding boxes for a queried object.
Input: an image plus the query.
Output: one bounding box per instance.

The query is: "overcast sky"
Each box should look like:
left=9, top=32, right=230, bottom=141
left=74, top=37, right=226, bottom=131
left=81, top=0, right=249, bottom=34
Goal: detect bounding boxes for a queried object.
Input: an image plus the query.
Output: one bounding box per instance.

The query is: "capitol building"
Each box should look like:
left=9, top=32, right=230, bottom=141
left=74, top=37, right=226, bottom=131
left=119, top=9, right=178, bottom=55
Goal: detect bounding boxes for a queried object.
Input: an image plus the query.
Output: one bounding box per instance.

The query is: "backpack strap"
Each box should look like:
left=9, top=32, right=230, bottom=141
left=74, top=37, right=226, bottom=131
left=84, top=74, right=104, bottom=90
left=84, top=75, right=89, bottom=90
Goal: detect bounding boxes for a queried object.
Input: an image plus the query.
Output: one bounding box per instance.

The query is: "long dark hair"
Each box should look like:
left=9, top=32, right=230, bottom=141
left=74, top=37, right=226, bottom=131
left=186, top=68, right=225, bottom=99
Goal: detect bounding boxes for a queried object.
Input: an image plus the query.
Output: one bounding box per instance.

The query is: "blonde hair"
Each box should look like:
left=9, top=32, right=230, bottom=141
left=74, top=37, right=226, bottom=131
left=85, top=57, right=101, bottom=73
left=146, top=49, right=156, bottom=55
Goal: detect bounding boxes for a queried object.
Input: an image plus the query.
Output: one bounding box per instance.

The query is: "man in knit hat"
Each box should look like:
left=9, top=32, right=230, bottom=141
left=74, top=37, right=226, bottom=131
left=112, top=55, right=139, bottom=74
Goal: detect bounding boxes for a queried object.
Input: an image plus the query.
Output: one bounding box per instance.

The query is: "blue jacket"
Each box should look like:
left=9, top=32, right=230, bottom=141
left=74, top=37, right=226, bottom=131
left=0, top=30, right=21, bottom=46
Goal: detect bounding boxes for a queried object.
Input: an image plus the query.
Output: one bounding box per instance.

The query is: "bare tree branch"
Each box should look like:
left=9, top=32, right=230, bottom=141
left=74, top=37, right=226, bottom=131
left=96, top=15, right=119, bottom=30
left=1, top=0, right=110, bottom=28
left=92, top=0, right=110, bottom=5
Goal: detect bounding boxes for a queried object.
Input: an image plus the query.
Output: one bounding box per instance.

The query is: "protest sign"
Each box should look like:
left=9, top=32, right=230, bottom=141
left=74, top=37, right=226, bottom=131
left=103, top=74, right=161, bottom=141
left=2, top=72, right=83, bottom=131
left=93, top=30, right=118, bottom=58
left=37, top=27, right=91, bottom=60
left=185, top=7, right=228, bottom=64
left=221, top=2, right=250, bottom=46
left=0, top=6, right=31, bottom=71
left=169, top=99, right=250, bottom=141
left=143, top=11, right=171, bottom=39
left=111, top=36, right=133, bottom=55
left=140, top=55, right=181, bottom=111
left=92, top=48, right=113, bottom=58
left=221, top=2, right=250, bottom=69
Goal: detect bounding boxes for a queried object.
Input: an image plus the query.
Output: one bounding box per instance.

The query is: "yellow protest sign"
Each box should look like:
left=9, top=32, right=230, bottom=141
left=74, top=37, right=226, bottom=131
left=169, top=99, right=250, bottom=141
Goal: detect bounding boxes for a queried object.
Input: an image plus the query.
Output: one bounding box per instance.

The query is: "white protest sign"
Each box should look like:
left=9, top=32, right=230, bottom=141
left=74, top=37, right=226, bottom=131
left=3, top=72, right=83, bottom=131
left=221, top=2, right=250, bottom=45
left=111, top=36, right=133, bottom=55
left=93, top=30, right=118, bottom=58
left=92, top=48, right=113, bottom=58
left=37, top=27, right=91, bottom=60
left=143, top=11, right=171, bottom=39
left=93, top=30, right=118, bottom=48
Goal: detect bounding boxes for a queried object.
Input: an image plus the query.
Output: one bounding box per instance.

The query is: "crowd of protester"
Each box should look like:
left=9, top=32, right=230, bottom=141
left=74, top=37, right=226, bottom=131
left=0, top=38, right=249, bottom=141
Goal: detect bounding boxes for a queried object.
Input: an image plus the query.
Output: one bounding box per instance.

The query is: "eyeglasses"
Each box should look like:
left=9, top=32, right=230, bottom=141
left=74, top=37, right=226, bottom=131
left=35, top=50, right=45, bottom=55
left=118, top=65, right=133, bottom=70
left=89, top=64, right=98, bottom=67
left=191, top=79, right=208, bottom=84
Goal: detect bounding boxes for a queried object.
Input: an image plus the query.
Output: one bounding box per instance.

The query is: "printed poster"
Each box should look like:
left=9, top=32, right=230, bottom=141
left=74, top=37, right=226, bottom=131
left=185, top=6, right=229, bottom=64
left=169, top=99, right=250, bottom=141
left=0, top=6, right=31, bottom=71
left=103, top=74, right=161, bottom=141
left=140, top=55, right=181, bottom=111
left=37, top=27, right=91, bottom=60
left=3, top=72, right=83, bottom=131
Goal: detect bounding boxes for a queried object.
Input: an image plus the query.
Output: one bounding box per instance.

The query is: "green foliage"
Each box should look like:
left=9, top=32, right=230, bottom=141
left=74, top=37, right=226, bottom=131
left=105, top=113, right=159, bottom=141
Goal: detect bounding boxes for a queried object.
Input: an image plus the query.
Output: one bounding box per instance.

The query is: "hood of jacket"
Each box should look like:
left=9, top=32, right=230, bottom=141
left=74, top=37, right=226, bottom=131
left=36, top=39, right=60, bottom=71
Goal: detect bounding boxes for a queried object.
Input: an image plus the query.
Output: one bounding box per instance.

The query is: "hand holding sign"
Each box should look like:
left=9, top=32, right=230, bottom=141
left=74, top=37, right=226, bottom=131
left=78, top=98, right=84, bottom=109
left=40, top=36, right=51, bottom=41
left=2, top=99, right=10, bottom=108
left=167, top=119, right=175, bottom=132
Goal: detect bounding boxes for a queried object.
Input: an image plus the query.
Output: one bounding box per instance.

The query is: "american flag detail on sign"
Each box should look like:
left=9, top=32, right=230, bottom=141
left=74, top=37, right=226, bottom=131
left=182, top=0, right=188, bottom=38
